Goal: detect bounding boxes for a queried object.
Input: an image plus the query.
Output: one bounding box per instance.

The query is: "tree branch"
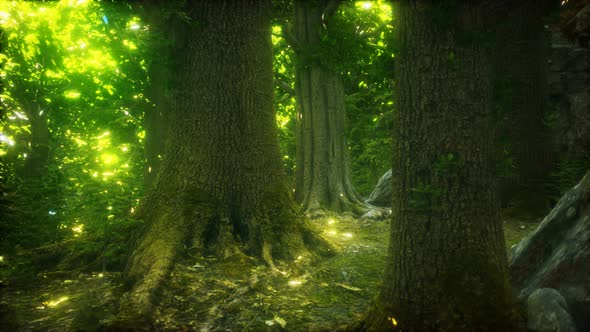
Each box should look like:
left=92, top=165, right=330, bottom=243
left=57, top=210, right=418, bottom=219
left=275, top=79, right=295, bottom=96
left=281, top=21, right=300, bottom=52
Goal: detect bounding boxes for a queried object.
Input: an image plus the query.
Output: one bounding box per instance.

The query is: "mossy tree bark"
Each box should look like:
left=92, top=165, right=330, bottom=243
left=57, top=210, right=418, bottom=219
left=496, top=0, right=555, bottom=213
left=291, top=0, right=368, bottom=216
left=117, top=0, right=333, bottom=326
left=140, top=2, right=181, bottom=190
left=360, top=2, right=521, bottom=331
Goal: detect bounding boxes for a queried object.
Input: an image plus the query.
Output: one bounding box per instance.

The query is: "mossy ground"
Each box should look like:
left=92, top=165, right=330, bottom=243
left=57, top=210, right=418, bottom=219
left=0, top=213, right=538, bottom=331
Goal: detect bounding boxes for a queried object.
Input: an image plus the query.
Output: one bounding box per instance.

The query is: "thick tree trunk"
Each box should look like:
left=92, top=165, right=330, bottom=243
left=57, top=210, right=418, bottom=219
left=140, top=2, right=182, bottom=190
left=293, top=0, right=368, bottom=216
left=361, top=2, right=521, bottom=331
left=496, top=1, right=554, bottom=213
left=116, top=1, right=333, bottom=327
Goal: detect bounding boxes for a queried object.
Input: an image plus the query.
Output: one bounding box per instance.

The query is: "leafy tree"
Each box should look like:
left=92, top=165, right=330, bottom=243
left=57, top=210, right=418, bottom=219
left=360, top=2, right=522, bottom=330
left=115, top=0, right=333, bottom=326
left=290, top=0, right=370, bottom=215
left=0, top=0, right=147, bottom=268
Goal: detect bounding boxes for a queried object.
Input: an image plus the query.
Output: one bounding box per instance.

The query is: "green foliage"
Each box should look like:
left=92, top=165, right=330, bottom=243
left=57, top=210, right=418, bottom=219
left=0, top=0, right=147, bottom=264
left=272, top=25, right=297, bottom=183
left=341, top=2, right=394, bottom=196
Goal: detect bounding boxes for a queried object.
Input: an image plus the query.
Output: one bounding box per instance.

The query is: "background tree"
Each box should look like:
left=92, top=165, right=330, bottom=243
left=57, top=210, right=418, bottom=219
left=287, top=0, right=368, bottom=216
left=273, top=1, right=394, bottom=198
left=496, top=0, right=557, bottom=215
left=360, top=2, right=521, bottom=330
left=116, top=0, right=333, bottom=325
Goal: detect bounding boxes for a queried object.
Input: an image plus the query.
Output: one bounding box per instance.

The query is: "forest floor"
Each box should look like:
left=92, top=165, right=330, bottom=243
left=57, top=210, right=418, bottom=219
left=0, top=214, right=541, bottom=331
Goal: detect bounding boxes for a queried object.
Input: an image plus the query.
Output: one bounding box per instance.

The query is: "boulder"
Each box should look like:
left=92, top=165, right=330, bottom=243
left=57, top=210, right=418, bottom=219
left=366, top=169, right=392, bottom=207
left=526, top=288, right=577, bottom=332
left=509, top=171, right=590, bottom=332
left=360, top=207, right=391, bottom=220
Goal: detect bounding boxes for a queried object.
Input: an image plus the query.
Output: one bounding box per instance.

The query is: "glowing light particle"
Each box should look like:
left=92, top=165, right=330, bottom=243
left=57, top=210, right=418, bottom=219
left=0, top=133, right=15, bottom=146
left=101, top=153, right=118, bottom=165
left=342, top=232, right=353, bottom=239
left=64, top=90, right=81, bottom=99
left=288, top=280, right=303, bottom=287
left=361, top=2, right=372, bottom=9
left=45, top=296, right=69, bottom=307
left=388, top=317, right=398, bottom=326
left=96, top=131, right=110, bottom=139
left=14, top=111, right=28, bottom=120
left=71, top=224, right=84, bottom=235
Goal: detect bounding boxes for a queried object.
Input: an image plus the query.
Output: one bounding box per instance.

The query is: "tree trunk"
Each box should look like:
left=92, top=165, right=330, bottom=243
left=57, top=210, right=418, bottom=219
left=21, top=104, right=50, bottom=179
left=361, top=2, right=521, bottom=331
left=496, top=0, right=554, bottom=214
left=116, top=0, right=333, bottom=326
left=140, top=0, right=188, bottom=190
left=293, top=0, right=368, bottom=216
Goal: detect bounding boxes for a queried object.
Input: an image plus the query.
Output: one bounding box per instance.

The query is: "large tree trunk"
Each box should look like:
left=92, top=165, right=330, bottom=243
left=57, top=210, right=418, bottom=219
left=140, top=1, right=181, bottom=190
left=360, top=2, right=521, bottom=331
left=496, top=0, right=555, bottom=214
left=116, top=0, right=333, bottom=326
left=292, top=0, right=368, bottom=216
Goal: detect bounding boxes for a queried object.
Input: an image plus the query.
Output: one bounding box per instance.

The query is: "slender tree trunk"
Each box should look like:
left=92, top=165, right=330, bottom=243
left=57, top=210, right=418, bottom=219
left=496, top=0, right=554, bottom=213
left=361, top=2, right=521, bottom=331
left=116, top=1, right=333, bottom=326
left=21, top=103, right=49, bottom=179
left=293, top=0, right=368, bottom=216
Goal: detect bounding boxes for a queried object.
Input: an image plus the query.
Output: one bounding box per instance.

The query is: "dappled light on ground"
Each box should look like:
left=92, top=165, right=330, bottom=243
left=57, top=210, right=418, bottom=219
left=0, top=215, right=539, bottom=330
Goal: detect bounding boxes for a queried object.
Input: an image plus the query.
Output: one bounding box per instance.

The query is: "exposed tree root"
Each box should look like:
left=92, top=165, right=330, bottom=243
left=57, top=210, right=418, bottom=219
left=111, top=195, right=337, bottom=329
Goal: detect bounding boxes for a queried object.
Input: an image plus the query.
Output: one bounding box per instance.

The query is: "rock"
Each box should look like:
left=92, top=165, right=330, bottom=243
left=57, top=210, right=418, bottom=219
left=509, top=171, right=590, bottom=332
left=360, top=208, right=391, bottom=220
left=526, top=288, right=577, bottom=332
left=366, top=169, right=392, bottom=207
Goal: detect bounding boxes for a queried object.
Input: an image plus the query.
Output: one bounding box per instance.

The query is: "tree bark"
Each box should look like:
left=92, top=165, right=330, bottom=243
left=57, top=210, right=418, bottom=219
left=141, top=3, right=179, bottom=190
left=293, top=0, right=368, bottom=216
left=116, top=0, right=333, bottom=326
left=496, top=0, right=555, bottom=213
left=360, top=2, right=522, bottom=331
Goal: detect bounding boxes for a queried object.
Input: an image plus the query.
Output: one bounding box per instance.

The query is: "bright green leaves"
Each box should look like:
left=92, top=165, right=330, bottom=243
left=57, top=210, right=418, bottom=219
left=0, top=0, right=147, bottom=254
